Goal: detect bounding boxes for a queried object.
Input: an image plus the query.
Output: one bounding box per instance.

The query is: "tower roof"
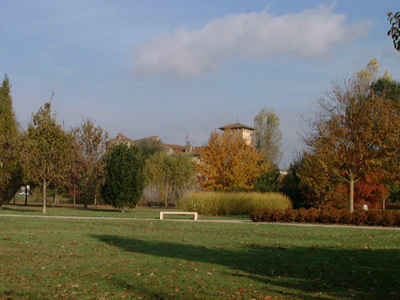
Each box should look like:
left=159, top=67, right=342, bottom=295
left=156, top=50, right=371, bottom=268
left=218, top=122, right=254, bottom=131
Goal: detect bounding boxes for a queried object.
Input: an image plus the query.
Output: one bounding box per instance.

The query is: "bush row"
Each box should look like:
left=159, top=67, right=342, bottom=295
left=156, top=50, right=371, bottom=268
left=250, top=208, right=400, bottom=227
left=178, top=192, right=292, bottom=216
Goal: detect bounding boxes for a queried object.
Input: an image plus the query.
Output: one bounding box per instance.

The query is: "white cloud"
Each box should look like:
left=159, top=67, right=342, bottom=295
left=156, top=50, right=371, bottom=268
left=132, top=6, right=371, bottom=78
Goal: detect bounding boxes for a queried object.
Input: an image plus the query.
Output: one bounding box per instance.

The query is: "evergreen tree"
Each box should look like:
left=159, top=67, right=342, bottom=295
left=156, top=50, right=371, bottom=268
left=101, top=144, right=144, bottom=211
left=0, top=75, right=22, bottom=206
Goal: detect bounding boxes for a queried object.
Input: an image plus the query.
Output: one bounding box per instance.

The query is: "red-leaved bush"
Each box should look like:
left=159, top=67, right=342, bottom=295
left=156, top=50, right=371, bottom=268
left=250, top=208, right=400, bottom=227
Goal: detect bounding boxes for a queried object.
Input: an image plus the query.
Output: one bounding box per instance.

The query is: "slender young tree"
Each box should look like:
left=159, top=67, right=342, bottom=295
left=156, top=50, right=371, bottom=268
left=254, top=107, right=283, bottom=166
left=71, top=118, right=108, bottom=208
left=25, top=102, right=72, bottom=213
left=0, top=75, right=23, bottom=206
left=145, top=152, right=196, bottom=207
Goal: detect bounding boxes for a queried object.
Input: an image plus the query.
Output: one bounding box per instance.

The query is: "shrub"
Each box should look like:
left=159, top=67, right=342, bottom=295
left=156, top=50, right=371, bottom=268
left=250, top=208, right=400, bottom=227
left=178, top=191, right=292, bottom=216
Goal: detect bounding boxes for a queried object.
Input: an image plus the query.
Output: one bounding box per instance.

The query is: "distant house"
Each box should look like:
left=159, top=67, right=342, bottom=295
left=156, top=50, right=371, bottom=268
left=107, top=122, right=254, bottom=157
left=106, top=133, right=135, bottom=148
left=107, top=133, right=203, bottom=157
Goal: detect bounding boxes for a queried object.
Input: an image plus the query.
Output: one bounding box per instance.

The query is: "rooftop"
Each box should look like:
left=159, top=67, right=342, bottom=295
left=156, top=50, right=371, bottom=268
left=218, top=122, right=254, bottom=131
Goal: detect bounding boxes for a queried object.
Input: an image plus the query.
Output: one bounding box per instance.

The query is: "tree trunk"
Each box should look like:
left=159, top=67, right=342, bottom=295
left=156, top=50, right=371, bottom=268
left=52, top=188, right=58, bottom=207
left=349, top=174, right=354, bottom=213
left=43, top=180, right=47, bottom=214
left=24, top=185, right=28, bottom=206
left=73, top=184, right=76, bottom=206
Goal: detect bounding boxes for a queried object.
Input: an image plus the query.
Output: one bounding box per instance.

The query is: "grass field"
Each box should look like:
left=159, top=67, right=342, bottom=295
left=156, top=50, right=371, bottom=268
left=1, top=215, right=399, bottom=300
left=0, top=202, right=250, bottom=221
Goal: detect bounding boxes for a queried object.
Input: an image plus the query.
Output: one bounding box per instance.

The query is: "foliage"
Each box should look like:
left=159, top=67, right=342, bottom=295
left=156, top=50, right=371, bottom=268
left=144, top=152, right=196, bottom=207
left=351, top=172, right=388, bottom=209
left=387, top=183, right=400, bottom=203
left=253, top=107, right=282, bottom=165
left=101, top=144, right=144, bottom=211
left=302, top=59, right=400, bottom=212
left=251, top=207, right=400, bottom=227
left=280, top=155, right=309, bottom=209
left=387, top=11, right=400, bottom=51
left=25, top=102, right=73, bottom=213
left=0, top=75, right=22, bottom=205
left=178, top=191, right=292, bottom=215
left=197, top=127, right=269, bottom=191
left=134, top=137, right=164, bottom=158
left=371, top=76, right=400, bottom=103
left=71, top=118, right=108, bottom=207
left=252, top=164, right=281, bottom=193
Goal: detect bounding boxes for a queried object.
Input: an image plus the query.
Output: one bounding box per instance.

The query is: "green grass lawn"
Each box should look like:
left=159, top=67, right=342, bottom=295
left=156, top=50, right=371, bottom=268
left=0, top=202, right=250, bottom=220
left=0, top=216, right=399, bottom=299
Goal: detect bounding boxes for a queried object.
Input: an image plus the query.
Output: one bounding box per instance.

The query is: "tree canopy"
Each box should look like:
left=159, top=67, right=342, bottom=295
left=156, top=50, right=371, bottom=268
left=25, top=102, right=72, bottom=213
left=0, top=75, right=22, bottom=205
left=197, top=127, right=269, bottom=191
left=254, top=107, right=282, bottom=166
left=302, top=60, right=400, bottom=212
left=71, top=118, right=108, bottom=208
left=101, top=144, right=144, bottom=211
left=145, top=152, right=196, bottom=206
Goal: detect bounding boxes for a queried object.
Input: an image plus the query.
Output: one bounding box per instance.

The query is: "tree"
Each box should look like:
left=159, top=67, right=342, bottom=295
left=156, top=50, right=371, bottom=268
left=145, top=152, right=196, bottom=207
left=101, top=144, right=144, bottom=211
left=252, top=165, right=281, bottom=193
left=303, top=60, right=400, bottom=212
left=197, top=127, right=269, bottom=191
left=71, top=118, right=108, bottom=208
left=253, top=107, right=282, bottom=166
left=25, top=102, right=72, bottom=213
left=0, top=75, right=22, bottom=206
left=387, top=12, right=400, bottom=51
left=281, top=154, right=309, bottom=209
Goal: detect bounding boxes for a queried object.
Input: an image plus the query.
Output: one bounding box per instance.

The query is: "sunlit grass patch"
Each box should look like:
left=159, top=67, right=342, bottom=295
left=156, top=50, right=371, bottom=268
left=0, top=217, right=399, bottom=299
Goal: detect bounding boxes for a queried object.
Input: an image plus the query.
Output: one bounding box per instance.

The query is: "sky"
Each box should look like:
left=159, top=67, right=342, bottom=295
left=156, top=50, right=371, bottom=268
left=1, top=0, right=399, bottom=168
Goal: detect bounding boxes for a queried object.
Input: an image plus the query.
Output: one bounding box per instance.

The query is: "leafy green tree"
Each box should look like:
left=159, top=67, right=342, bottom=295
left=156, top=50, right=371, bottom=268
left=145, top=152, right=196, bottom=207
left=101, top=144, right=144, bottom=212
left=254, top=107, right=283, bottom=166
left=387, top=12, right=400, bottom=51
left=25, top=102, right=72, bottom=213
left=134, top=137, right=164, bottom=158
left=0, top=75, right=22, bottom=206
left=281, top=155, right=308, bottom=209
left=252, top=164, right=281, bottom=193
left=371, top=76, right=400, bottom=103
left=71, top=118, right=108, bottom=208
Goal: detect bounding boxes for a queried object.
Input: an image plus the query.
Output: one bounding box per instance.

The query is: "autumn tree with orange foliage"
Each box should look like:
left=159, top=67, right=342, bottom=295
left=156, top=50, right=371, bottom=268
left=197, top=127, right=269, bottom=191
left=302, top=59, right=400, bottom=212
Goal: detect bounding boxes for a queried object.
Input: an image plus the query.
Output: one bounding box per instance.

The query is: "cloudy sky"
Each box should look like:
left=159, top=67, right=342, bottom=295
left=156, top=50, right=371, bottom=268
left=1, top=0, right=399, bottom=167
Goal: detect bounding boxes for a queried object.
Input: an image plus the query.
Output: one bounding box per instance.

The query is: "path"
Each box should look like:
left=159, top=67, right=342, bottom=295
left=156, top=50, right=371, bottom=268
left=0, top=213, right=399, bottom=230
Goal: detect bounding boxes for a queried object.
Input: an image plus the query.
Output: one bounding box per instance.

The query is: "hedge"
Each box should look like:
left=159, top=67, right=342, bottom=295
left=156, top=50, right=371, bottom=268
left=250, top=208, right=400, bottom=227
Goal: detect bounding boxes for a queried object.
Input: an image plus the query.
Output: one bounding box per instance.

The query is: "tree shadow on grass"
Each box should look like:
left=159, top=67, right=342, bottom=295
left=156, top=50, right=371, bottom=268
left=92, top=234, right=400, bottom=299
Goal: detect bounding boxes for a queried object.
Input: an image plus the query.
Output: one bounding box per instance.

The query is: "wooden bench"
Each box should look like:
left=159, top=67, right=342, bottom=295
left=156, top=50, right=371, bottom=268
left=160, top=211, right=198, bottom=220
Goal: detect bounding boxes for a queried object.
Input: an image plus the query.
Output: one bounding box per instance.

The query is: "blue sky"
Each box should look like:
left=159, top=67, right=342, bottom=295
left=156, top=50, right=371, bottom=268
left=1, top=0, right=399, bottom=167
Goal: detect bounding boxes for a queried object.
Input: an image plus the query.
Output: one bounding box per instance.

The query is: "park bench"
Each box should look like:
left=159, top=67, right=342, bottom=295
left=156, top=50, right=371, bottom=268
left=160, top=211, right=198, bottom=221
